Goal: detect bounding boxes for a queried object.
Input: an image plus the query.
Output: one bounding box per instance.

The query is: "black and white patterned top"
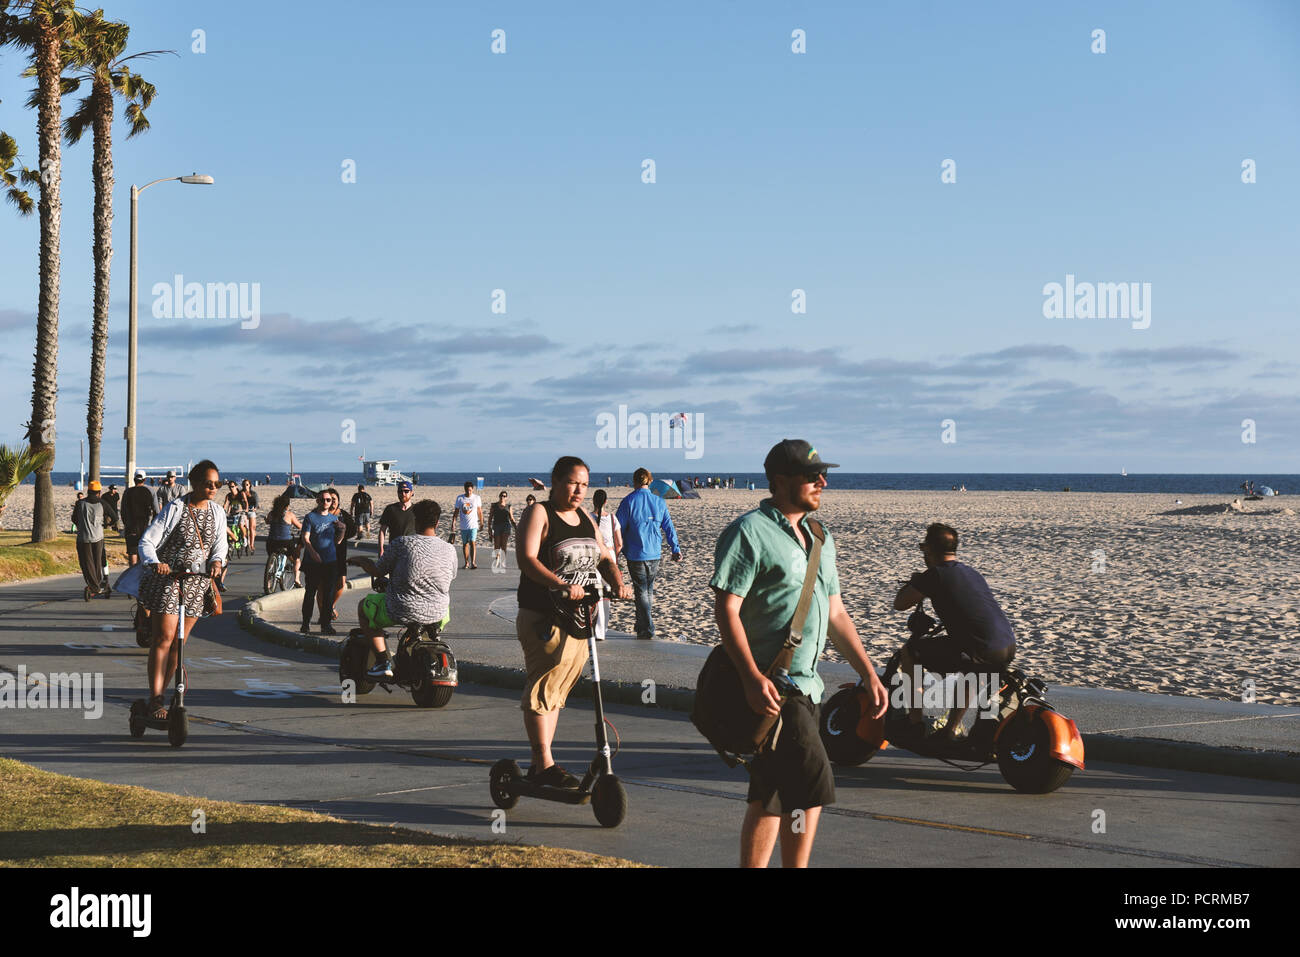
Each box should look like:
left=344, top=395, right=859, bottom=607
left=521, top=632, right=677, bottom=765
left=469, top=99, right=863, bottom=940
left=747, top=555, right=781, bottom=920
left=139, top=501, right=218, bottom=617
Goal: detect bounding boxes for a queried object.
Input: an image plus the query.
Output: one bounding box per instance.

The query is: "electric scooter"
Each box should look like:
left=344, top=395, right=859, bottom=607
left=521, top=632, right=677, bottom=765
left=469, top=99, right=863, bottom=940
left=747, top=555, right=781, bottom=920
left=128, top=567, right=207, bottom=747
left=820, top=605, right=1085, bottom=793
left=489, top=582, right=628, bottom=828
left=337, top=575, right=459, bottom=708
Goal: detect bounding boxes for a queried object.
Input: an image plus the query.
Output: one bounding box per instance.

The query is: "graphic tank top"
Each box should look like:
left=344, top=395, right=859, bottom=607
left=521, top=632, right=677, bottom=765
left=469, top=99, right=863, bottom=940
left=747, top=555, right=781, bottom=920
left=517, top=502, right=602, bottom=638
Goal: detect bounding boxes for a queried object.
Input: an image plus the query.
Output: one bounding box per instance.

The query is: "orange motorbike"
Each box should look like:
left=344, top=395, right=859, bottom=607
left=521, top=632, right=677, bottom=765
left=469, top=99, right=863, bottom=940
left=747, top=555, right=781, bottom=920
left=820, top=606, right=1084, bottom=793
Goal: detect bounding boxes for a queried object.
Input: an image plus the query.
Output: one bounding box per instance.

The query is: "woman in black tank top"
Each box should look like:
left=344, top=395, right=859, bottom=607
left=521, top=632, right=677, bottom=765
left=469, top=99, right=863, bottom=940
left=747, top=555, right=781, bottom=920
left=517, top=500, right=604, bottom=635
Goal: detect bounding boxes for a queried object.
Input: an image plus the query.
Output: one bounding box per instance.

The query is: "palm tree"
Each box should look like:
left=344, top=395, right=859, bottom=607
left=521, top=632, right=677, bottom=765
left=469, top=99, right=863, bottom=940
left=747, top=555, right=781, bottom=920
left=0, top=130, right=37, bottom=212
left=0, top=443, right=53, bottom=530
left=54, top=10, right=167, bottom=485
left=0, top=0, right=77, bottom=542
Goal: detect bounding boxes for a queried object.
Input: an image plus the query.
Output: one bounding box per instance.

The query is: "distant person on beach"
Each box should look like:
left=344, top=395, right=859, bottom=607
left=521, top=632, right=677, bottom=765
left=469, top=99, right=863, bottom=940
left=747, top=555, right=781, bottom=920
left=377, top=481, right=416, bottom=557
left=155, top=470, right=183, bottom=511
left=454, top=481, right=484, bottom=569
left=347, top=499, right=457, bottom=680
left=615, top=467, right=681, bottom=640
left=351, top=484, right=373, bottom=539
left=892, top=522, right=1016, bottom=744
left=711, top=439, right=887, bottom=868
left=101, top=484, right=120, bottom=531
left=299, top=490, right=343, bottom=635
left=525, top=493, right=537, bottom=508
left=489, top=490, right=517, bottom=572
left=515, top=456, right=632, bottom=788
left=71, top=481, right=107, bottom=600
left=121, top=472, right=158, bottom=567
left=590, top=489, right=622, bottom=640
left=138, top=460, right=227, bottom=722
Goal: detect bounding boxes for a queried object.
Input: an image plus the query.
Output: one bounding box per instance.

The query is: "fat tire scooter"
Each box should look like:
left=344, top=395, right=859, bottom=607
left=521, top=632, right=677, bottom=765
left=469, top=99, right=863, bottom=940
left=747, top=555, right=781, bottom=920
left=128, top=567, right=207, bottom=747
left=489, top=582, right=628, bottom=827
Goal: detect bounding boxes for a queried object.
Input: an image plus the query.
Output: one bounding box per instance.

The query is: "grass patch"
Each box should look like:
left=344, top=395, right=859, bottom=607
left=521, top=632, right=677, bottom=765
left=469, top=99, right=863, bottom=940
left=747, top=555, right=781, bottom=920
left=0, top=530, right=126, bottom=585
left=0, top=757, right=644, bottom=868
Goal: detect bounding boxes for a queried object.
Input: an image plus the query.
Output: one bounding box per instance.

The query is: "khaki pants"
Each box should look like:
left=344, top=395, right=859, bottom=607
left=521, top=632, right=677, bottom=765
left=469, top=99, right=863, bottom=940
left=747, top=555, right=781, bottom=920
left=516, top=606, right=589, bottom=714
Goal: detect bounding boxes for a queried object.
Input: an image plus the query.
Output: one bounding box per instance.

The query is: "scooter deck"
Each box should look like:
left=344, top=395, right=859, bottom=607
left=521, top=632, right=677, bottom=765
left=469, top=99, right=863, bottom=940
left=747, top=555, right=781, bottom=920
left=506, top=782, right=592, bottom=806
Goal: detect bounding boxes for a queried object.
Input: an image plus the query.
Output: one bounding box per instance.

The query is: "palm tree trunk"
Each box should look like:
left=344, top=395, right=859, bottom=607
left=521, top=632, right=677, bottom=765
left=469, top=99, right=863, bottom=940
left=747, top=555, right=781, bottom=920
left=28, top=9, right=63, bottom=543
left=86, top=75, right=113, bottom=485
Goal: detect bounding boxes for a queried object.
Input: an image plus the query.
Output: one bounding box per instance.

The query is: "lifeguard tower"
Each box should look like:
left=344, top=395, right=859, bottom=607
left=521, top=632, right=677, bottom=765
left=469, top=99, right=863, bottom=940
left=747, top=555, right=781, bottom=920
left=364, top=459, right=412, bottom=486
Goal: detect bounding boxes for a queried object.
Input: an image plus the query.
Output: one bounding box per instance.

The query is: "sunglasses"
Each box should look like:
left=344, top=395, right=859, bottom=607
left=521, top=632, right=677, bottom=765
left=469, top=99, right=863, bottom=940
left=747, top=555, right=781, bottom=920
left=202, top=481, right=222, bottom=489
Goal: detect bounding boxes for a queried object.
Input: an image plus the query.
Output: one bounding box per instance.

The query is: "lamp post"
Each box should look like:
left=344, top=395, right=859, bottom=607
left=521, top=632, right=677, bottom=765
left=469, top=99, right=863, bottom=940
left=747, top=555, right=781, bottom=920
left=124, top=173, right=214, bottom=485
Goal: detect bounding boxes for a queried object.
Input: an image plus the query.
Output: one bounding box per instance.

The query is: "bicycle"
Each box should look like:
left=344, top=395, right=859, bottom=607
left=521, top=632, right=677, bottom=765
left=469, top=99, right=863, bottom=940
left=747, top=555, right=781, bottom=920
left=262, top=541, right=298, bottom=594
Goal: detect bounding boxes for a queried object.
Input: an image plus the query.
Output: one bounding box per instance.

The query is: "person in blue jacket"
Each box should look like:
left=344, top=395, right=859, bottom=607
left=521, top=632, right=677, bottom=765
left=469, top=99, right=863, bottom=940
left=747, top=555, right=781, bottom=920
left=614, top=467, right=682, bottom=639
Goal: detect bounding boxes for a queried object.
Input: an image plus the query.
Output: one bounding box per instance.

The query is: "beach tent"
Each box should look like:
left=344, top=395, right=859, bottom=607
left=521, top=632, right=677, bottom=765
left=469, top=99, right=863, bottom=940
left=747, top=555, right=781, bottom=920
left=648, top=478, right=682, bottom=500
left=286, top=482, right=322, bottom=499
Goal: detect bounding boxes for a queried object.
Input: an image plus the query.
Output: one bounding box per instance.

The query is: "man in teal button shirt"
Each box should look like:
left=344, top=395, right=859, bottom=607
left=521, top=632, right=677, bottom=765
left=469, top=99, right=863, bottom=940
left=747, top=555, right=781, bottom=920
left=710, top=439, right=888, bottom=868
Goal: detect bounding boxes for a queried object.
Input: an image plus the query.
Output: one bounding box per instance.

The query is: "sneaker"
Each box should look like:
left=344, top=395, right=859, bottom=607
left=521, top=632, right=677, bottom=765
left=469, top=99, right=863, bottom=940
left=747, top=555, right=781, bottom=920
left=84, top=585, right=93, bottom=602
left=367, top=656, right=395, bottom=679
left=528, top=764, right=581, bottom=789
left=299, top=623, right=311, bottom=634
left=321, top=623, right=337, bottom=636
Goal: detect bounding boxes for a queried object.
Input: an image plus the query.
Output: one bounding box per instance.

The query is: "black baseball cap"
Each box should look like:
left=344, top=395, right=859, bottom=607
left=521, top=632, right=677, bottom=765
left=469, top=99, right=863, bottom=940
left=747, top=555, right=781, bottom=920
left=763, top=439, right=839, bottom=477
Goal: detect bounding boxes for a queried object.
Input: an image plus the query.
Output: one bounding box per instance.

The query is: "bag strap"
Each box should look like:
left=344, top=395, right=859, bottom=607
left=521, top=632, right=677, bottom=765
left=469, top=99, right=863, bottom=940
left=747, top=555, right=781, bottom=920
left=768, top=518, right=825, bottom=675
left=187, top=502, right=207, bottom=551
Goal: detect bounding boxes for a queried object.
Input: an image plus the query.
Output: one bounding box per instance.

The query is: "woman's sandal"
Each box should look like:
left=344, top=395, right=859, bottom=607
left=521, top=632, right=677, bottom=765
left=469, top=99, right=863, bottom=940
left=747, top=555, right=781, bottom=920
left=148, top=695, right=168, bottom=721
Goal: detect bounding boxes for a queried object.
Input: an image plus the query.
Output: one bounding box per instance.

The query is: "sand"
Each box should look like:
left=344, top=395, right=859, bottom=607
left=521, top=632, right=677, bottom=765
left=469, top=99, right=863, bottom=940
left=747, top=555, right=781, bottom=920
left=5, top=482, right=1296, bottom=704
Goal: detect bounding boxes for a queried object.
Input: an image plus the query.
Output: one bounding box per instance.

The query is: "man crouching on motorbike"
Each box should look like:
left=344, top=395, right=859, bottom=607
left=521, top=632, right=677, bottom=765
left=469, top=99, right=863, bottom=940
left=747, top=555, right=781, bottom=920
left=892, top=523, right=1016, bottom=743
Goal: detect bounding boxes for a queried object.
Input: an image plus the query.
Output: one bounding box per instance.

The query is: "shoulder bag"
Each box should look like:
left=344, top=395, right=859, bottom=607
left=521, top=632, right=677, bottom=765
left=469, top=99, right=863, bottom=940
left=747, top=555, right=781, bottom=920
left=692, top=518, right=825, bottom=767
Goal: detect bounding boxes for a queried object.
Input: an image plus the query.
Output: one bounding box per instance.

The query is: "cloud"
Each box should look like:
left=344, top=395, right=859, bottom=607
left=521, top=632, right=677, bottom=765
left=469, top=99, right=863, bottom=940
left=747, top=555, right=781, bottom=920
left=1100, top=347, right=1238, bottom=367
left=971, top=344, right=1086, bottom=362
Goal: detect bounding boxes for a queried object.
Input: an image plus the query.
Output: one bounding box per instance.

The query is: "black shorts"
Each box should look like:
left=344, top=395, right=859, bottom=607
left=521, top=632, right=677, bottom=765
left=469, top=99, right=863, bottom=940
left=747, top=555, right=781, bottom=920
left=746, top=694, right=835, bottom=815
left=266, top=538, right=299, bottom=557
left=908, top=634, right=1014, bottom=674
left=125, top=533, right=142, bottom=557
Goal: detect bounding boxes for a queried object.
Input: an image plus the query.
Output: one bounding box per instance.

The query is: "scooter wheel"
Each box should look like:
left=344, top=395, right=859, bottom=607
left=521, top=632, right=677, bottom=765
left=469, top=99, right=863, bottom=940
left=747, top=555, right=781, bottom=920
left=819, top=687, right=880, bottom=766
left=997, top=715, right=1074, bottom=794
left=591, top=774, right=627, bottom=828
left=489, top=759, right=521, bottom=810
left=167, top=706, right=188, bottom=748
left=129, top=700, right=146, bottom=738
left=411, top=683, right=454, bottom=709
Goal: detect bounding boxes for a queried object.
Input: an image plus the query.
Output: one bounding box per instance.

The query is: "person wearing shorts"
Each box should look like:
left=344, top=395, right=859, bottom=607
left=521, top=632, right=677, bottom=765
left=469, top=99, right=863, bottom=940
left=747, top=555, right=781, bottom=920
left=351, top=484, right=373, bottom=538
left=710, top=439, right=887, bottom=868
left=515, top=456, right=631, bottom=789
left=348, top=499, right=456, bottom=678
left=453, top=481, right=484, bottom=569
left=121, top=471, right=157, bottom=565
left=377, top=481, right=416, bottom=556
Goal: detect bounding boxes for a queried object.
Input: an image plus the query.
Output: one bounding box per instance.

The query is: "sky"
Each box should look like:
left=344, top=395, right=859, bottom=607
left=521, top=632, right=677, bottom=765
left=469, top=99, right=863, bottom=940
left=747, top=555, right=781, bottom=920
left=1, top=0, right=1298, bottom=475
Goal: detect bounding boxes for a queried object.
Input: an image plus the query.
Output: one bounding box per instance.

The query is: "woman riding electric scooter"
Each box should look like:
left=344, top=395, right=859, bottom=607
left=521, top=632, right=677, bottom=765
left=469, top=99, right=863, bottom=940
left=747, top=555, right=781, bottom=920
left=136, top=459, right=227, bottom=726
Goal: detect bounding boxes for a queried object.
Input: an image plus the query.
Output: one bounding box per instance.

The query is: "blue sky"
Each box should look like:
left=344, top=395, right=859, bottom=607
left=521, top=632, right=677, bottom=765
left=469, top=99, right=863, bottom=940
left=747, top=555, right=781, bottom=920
left=2, top=0, right=1298, bottom=473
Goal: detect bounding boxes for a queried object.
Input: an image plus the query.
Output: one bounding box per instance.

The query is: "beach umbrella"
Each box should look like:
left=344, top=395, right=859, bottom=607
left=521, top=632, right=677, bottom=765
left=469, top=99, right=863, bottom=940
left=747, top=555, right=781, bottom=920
left=648, top=478, right=681, bottom=500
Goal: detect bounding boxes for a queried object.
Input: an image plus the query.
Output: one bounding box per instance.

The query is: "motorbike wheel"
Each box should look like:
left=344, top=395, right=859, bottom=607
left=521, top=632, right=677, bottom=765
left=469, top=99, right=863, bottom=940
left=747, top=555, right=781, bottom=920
left=997, top=714, right=1075, bottom=793
left=489, top=759, right=521, bottom=810
left=411, top=682, right=454, bottom=708
left=338, top=633, right=375, bottom=696
left=167, top=706, right=188, bottom=748
left=591, top=774, right=628, bottom=828
left=129, top=700, right=146, bottom=738
left=819, top=687, right=880, bottom=766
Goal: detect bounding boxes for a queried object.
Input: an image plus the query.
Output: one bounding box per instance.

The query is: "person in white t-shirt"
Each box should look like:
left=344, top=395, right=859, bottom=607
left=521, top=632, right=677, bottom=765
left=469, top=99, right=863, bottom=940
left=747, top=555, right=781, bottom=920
left=589, top=489, right=623, bottom=640
left=453, top=481, right=485, bottom=569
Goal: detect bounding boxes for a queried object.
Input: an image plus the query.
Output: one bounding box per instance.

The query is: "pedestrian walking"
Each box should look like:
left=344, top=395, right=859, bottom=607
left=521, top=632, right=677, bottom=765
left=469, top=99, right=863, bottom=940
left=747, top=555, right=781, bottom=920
left=590, top=488, right=622, bottom=639
left=614, top=467, right=681, bottom=639
left=72, top=481, right=108, bottom=600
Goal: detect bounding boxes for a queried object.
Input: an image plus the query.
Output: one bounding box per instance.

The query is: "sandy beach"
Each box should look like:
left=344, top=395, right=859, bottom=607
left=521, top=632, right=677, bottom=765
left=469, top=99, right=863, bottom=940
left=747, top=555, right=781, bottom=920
left=5, top=482, right=1296, bottom=704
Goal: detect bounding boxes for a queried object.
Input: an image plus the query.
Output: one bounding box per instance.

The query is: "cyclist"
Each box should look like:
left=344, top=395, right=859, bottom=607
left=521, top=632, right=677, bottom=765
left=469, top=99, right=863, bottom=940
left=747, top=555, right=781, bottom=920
left=241, top=479, right=260, bottom=553
left=347, top=499, right=457, bottom=679
left=263, top=490, right=303, bottom=589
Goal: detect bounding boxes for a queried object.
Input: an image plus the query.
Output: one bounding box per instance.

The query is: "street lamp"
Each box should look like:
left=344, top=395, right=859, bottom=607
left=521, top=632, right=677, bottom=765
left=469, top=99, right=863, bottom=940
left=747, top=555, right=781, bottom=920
left=124, top=173, right=214, bottom=486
